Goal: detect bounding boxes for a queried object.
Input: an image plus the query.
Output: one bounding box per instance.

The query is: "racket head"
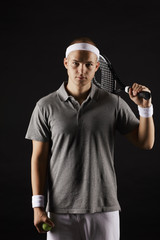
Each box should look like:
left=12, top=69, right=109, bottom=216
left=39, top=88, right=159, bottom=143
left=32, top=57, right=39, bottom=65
left=93, top=54, right=151, bottom=100
left=93, top=54, right=125, bottom=93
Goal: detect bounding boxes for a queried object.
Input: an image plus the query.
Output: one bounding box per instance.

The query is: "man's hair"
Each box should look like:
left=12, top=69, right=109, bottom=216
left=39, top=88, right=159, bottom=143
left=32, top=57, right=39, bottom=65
left=70, top=37, right=97, bottom=47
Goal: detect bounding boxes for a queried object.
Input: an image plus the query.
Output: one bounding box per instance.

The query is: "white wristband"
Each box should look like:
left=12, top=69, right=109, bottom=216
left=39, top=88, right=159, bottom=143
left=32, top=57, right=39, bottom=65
left=32, top=195, right=45, bottom=208
left=138, top=104, right=153, bottom=118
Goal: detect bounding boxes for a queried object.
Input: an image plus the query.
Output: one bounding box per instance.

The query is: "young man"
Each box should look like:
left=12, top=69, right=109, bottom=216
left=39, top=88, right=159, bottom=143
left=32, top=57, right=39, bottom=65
left=25, top=37, right=155, bottom=240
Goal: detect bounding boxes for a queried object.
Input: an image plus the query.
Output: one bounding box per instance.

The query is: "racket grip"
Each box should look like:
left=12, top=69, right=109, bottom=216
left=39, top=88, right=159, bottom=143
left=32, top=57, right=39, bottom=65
left=125, top=86, right=151, bottom=100
left=138, top=91, right=151, bottom=100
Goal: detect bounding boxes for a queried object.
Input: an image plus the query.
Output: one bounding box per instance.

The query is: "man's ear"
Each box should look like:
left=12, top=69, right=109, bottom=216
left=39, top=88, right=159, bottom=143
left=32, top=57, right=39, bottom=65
left=64, top=58, right=68, bottom=69
left=95, top=61, right=100, bottom=72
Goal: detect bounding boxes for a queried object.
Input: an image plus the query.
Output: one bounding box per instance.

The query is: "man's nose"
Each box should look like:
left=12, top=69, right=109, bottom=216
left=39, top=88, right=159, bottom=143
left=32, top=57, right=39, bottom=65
left=78, top=64, right=85, bottom=74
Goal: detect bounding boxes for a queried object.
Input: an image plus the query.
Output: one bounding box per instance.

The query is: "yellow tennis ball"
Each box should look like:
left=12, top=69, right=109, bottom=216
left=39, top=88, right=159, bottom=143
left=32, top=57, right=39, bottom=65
left=42, top=223, right=52, bottom=231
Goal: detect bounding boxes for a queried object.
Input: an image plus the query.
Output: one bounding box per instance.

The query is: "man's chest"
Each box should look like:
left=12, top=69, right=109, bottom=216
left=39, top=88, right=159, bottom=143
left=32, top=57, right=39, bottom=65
left=48, top=100, right=116, bottom=137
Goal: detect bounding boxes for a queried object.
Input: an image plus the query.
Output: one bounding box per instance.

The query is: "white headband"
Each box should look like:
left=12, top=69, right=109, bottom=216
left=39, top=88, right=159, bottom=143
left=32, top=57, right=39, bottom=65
left=65, top=43, right=100, bottom=60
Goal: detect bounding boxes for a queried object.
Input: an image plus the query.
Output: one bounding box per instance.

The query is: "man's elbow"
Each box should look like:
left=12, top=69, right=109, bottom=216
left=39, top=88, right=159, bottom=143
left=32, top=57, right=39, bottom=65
left=140, top=141, right=154, bottom=150
left=143, top=145, right=153, bottom=150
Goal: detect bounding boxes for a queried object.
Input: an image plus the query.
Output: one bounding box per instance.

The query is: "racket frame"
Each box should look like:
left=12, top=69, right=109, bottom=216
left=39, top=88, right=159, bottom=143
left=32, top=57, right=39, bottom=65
left=93, top=54, right=151, bottom=100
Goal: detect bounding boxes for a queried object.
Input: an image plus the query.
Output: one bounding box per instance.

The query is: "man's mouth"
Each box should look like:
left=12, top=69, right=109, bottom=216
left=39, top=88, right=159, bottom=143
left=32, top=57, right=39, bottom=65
left=76, top=76, right=86, bottom=80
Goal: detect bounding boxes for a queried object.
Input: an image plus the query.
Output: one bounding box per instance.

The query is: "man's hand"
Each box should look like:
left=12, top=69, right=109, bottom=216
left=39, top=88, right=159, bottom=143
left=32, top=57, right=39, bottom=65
left=126, top=83, right=154, bottom=150
left=128, top=83, right=152, bottom=108
left=33, top=207, right=55, bottom=233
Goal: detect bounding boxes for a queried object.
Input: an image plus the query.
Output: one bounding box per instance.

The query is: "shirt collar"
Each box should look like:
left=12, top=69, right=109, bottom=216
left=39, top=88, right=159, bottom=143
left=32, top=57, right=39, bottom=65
left=57, top=81, right=99, bottom=102
left=57, top=82, right=69, bottom=101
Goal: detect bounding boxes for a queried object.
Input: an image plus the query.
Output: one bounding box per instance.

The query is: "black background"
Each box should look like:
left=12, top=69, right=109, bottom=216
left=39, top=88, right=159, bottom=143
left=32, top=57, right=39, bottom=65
left=1, top=1, right=160, bottom=239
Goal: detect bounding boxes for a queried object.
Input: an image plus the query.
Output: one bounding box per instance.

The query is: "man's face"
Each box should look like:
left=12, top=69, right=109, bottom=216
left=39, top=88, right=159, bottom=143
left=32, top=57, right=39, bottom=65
left=64, top=50, right=100, bottom=87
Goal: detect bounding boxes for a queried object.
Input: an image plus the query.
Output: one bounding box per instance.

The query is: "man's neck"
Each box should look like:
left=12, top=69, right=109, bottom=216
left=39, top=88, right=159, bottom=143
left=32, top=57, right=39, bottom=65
left=65, top=80, right=91, bottom=105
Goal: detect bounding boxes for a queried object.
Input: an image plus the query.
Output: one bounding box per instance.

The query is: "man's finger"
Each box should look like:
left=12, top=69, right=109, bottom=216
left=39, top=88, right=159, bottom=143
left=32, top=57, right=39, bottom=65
left=45, top=217, right=55, bottom=228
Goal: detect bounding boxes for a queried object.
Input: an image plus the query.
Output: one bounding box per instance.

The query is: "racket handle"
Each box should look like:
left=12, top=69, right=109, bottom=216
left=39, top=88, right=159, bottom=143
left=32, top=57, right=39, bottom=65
left=125, top=86, right=151, bottom=100
left=138, top=91, right=151, bottom=100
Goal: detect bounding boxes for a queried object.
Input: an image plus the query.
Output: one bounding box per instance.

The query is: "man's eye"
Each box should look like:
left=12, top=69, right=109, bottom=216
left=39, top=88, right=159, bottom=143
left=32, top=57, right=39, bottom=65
left=73, top=62, right=79, bottom=66
left=86, top=63, right=93, bottom=68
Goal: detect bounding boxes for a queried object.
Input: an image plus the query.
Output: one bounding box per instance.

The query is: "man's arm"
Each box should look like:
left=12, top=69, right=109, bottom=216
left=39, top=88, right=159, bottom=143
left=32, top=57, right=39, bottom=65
left=125, top=83, right=155, bottom=149
left=125, top=116, right=154, bottom=149
left=31, top=140, right=54, bottom=233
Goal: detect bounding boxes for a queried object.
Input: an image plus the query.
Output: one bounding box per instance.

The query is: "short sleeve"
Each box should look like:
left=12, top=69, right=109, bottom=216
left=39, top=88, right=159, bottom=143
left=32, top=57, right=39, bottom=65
left=25, top=103, right=51, bottom=142
left=116, top=97, right=139, bottom=135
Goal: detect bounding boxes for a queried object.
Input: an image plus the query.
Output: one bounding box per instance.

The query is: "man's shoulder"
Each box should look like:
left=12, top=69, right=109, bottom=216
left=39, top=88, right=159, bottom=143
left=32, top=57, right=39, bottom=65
left=97, top=87, right=120, bottom=104
left=37, top=90, right=58, bottom=109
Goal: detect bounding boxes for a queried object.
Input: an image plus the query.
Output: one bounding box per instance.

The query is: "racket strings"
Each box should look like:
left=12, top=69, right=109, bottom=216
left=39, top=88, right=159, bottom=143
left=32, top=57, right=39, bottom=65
left=100, top=60, right=115, bottom=93
left=93, top=55, right=115, bottom=93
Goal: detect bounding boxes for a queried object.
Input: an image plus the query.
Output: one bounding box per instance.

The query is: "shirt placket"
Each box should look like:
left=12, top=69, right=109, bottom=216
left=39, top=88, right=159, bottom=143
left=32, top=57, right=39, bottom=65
left=68, top=96, right=90, bottom=125
left=69, top=97, right=81, bottom=124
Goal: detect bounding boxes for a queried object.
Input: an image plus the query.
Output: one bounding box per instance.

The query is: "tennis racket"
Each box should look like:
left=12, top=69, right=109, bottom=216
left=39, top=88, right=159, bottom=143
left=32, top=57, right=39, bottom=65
left=93, top=54, right=151, bottom=100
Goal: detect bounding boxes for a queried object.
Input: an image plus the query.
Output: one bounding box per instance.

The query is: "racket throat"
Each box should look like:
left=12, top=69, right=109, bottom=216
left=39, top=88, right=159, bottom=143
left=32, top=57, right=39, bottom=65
left=114, top=80, right=125, bottom=93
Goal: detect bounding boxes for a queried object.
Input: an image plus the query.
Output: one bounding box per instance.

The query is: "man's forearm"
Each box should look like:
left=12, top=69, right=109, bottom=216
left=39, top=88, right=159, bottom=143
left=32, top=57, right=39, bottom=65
left=138, top=116, right=155, bottom=150
left=125, top=115, right=155, bottom=150
left=31, top=141, right=49, bottom=196
left=30, top=141, right=54, bottom=233
left=31, top=156, right=48, bottom=195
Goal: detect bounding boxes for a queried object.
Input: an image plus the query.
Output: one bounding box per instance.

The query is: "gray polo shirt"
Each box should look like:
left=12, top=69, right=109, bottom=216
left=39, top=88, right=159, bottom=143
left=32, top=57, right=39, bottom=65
left=25, top=82, right=139, bottom=214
